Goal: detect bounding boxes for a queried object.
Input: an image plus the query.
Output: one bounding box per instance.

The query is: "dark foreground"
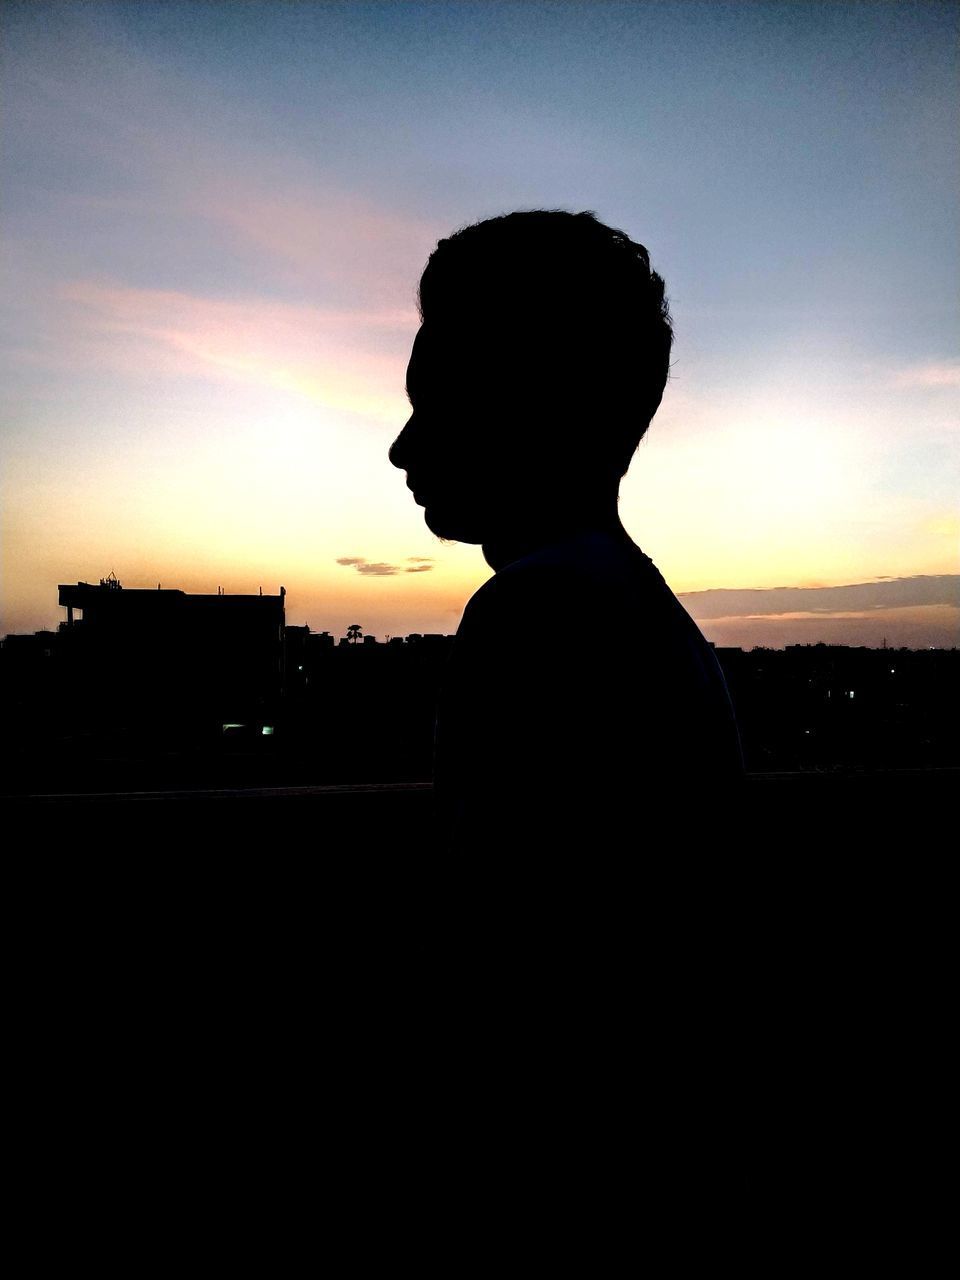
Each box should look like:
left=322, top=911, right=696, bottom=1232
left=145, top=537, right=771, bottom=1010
left=6, top=769, right=952, bottom=1267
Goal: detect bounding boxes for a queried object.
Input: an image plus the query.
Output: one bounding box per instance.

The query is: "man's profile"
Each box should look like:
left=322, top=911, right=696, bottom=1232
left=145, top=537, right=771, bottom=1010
left=387, top=211, right=756, bottom=1243
left=389, top=209, right=744, bottom=853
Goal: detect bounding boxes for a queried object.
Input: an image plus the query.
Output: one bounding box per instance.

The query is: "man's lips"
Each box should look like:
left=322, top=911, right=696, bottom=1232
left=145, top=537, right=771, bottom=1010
left=407, top=476, right=431, bottom=505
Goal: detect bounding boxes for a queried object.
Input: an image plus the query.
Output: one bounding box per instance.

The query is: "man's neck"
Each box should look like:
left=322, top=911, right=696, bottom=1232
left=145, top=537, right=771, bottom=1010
left=481, top=498, right=631, bottom=571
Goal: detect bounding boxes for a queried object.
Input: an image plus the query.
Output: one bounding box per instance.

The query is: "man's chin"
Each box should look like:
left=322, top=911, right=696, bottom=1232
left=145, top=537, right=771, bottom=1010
left=423, top=502, right=485, bottom=545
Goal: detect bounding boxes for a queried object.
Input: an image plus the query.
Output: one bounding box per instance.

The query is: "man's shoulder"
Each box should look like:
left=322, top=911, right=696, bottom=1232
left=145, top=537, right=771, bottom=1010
left=459, top=554, right=569, bottom=635
left=469, top=530, right=639, bottom=597
left=460, top=529, right=686, bottom=642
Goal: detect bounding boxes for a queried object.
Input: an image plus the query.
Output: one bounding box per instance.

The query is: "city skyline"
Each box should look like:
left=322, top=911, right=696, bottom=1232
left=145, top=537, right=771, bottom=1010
left=10, top=568, right=959, bottom=652
left=2, top=1, right=958, bottom=647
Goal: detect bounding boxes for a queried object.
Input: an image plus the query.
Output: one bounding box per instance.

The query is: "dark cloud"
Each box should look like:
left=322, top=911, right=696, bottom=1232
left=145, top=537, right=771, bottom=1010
left=337, top=554, right=434, bottom=577
left=336, top=555, right=396, bottom=575
left=680, top=575, right=960, bottom=620
left=355, top=562, right=399, bottom=576
left=702, top=606, right=959, bottom=651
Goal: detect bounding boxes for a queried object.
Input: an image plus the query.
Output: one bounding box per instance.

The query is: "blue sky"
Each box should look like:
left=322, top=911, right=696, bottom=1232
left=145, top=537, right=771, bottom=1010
left=2, top=0, right=957, bottom=645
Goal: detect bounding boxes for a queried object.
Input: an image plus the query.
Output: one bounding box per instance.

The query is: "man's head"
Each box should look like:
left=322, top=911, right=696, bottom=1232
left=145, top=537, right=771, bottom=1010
left=389, top=209, right=673, bottom=544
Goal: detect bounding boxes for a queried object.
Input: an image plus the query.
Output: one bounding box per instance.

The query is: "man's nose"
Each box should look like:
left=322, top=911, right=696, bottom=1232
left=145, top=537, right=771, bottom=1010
left=388, top=414, right=416, bottom=470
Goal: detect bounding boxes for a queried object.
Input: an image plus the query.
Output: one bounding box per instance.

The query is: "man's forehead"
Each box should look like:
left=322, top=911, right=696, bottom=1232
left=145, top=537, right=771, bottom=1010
left=407, top=321, right=484, bottom=383
left=410, top=320, right=467, bottom=355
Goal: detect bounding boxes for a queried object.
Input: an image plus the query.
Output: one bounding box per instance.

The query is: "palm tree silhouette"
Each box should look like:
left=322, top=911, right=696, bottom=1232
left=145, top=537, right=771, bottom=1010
left=346, top=623, right=363, bottom=645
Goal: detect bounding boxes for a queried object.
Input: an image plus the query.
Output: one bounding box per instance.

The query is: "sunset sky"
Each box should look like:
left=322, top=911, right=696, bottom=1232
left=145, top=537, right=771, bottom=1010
left=2, top=0, right=957, bottom=649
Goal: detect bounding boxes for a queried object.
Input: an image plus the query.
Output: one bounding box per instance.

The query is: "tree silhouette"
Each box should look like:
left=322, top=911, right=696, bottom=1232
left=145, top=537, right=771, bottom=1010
left=346, top=624, right=363, bottom=645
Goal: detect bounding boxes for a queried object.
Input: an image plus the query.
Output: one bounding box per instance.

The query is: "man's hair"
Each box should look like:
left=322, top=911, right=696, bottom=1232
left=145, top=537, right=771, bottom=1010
left=417, top=209, right=673, bottom=479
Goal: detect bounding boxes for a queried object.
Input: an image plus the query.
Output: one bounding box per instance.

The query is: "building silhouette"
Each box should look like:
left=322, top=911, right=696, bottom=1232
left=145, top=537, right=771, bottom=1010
left=55, top=576, right=287, bottom=746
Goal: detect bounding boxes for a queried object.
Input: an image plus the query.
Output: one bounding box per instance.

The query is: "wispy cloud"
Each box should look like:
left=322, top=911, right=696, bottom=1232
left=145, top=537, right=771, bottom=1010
left=197, top=184, right=436, bottom=306
left=891, top=361, right=960, bottom=389
left=57, top=281, right=417, bottom=422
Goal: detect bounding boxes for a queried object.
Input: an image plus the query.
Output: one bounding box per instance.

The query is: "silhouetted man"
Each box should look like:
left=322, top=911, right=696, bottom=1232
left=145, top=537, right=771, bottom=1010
left=390, top=210, right=744, bottom=854
left=389, top=211, right=757, bottom=1256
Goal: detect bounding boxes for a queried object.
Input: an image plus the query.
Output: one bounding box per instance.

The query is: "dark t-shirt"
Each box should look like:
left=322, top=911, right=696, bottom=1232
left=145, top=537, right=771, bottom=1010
left=433, top=528, right=744, bottom=851
left=427, top=529, right=753, bottom=1237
